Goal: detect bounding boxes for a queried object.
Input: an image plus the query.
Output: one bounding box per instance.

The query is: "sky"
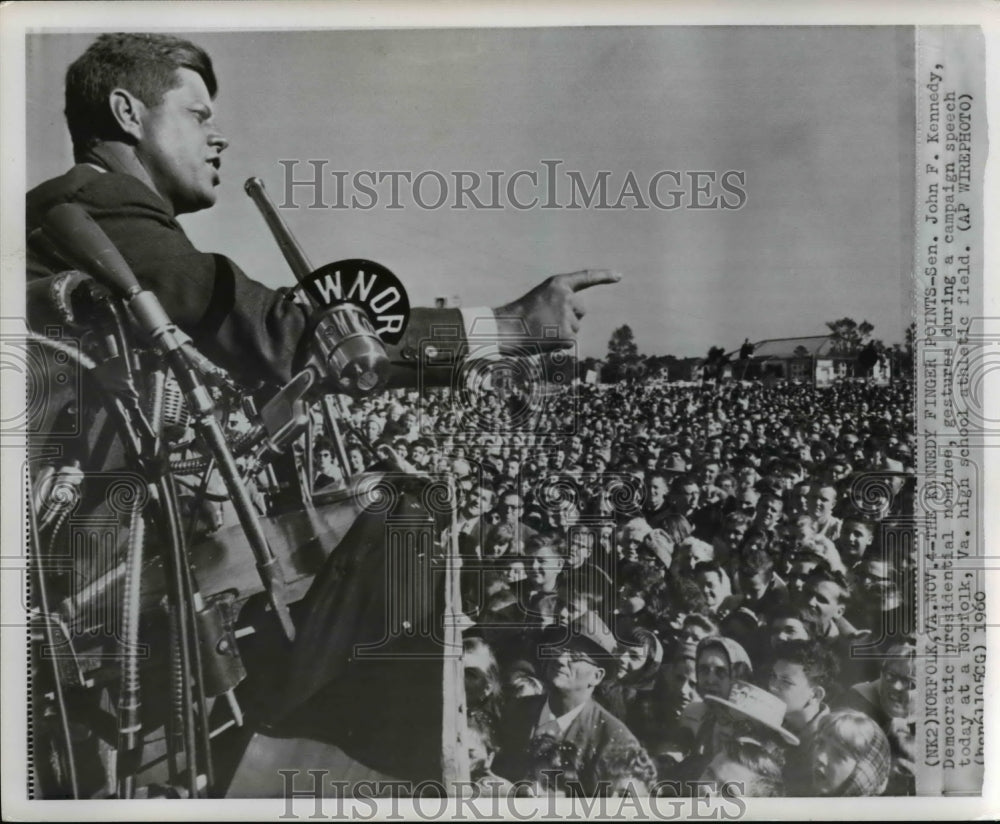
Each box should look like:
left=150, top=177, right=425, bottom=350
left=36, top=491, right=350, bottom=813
left=26, top=26, right=914, bottom=359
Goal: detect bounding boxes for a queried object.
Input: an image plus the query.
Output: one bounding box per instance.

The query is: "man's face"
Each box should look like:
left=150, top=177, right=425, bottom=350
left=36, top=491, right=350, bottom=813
left=696, top=570, right=725, bottom=610
left=647, top=477, right=668, bottom=510
left=805, top=579, right=845, bottom=631
left=696, top=649, right=731, bottom=701
left=756, top=496, right=784, bottom=530
left=410, top=444, right=428, bottom=466
left=674, top=483, right=700, bottom=513
left=838, top=522, right=874, bottom=564
left=699, top=463, right=720, bottom=487
left=810, top=486, right=837, bottom=521
left=500, top=495, right=523, bottom=526
left=768, top=660, right=817, bottom=717
left=722, top=520, right=748, bottom=550
left=527, top=546, right=564, bottom=591
left=879, top=657, right=916, bottom=719
left=738, top=562, right=770, bottom=596
left=770, top=617, right=811, bottom=645
left=544, top=649, right=604, bottom=696
left=135, top=68, right=227, bottom=215
left=663, top=655, right=697, bottom=711
left=567, top=531, right=593, bottom=567
left=859, top=559, right=896, bottom=603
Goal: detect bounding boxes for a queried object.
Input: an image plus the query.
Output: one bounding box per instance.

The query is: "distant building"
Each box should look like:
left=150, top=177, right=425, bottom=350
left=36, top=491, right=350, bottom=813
left=434, top=295, right=462, bottom=308
left=727, top=335, right=891, bottom=386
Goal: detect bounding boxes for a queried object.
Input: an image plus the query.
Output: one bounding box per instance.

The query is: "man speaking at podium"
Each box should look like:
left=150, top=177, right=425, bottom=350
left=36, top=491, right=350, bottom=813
left=27, top=33, right=620, bottom=390
left=25, top=32, right=622, bottom=794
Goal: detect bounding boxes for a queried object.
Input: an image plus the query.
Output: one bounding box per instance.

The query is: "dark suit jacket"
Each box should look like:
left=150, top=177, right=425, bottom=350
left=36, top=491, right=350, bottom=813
left=27, top=164, right=472, bottom=388
left=494, top=694, right=648, bottom=795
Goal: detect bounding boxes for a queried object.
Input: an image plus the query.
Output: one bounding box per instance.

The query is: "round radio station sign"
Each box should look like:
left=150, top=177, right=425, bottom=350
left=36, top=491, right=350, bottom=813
left=298, top=259, right=411, bottom=344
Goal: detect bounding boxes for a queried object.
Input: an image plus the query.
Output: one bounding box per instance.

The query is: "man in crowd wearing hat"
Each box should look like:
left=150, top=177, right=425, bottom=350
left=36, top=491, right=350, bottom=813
left=493, top=620, right=652, bottom=796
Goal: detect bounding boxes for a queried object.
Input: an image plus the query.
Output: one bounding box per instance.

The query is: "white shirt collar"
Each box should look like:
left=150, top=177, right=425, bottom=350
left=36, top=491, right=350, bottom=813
left=534, top=699, right=588, bottom=737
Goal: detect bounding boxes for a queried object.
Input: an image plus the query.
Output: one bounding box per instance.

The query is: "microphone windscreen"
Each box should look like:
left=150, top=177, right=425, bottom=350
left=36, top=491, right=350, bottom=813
left=41, top=203, right=139, bottom=295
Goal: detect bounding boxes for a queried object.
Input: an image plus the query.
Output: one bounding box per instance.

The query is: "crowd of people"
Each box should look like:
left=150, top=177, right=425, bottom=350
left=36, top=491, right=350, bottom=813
left=311, top=376, right=917, bottom=798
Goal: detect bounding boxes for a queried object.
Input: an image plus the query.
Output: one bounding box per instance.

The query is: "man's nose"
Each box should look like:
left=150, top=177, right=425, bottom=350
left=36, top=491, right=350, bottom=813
left=209, top=130, right=229, bottom=152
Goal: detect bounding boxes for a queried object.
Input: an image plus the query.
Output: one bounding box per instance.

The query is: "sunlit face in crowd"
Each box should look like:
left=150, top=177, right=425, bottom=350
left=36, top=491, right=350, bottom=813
left=647, top=476, right=669, bottom=511
left=506, top=559, right=526, bottom=584
left=770, top=616, right=812, bottom=646
left=838, top=521, right=874, bottom=565
left=811, top=737, right=858, bottom=795
left=133, top=68, right=228, bottom=215
left=699, top=462, right=720, bottom=488
left=696, top=648, right=732, bottom=701
left=527, top=545, right=564, bottom=592
left=755, top=496, right=784, bottom=530
left=544, top=648, right=604, bottom=697
left=810, top=486, right=837, bottom=521
left=804, top=579, right=845, bottom=631
left=348, top=447, right=367, bottom=475
left=879, top=657, right=916, bottom=719
left=768, top=660, right=819, bottom=718
left=695, top=569, right=726, bottom=610
left=410, top=442, right=429, bottom=466
left=617, top=643, right=649, bottom=679
left=315, top=448, right=337, bottom=475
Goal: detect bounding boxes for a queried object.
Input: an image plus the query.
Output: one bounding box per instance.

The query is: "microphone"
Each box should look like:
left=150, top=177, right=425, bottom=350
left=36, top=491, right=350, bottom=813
left=41, top=204, right=141, bottom=297
left=245, top=177, right=390, bottom=395
left=41, top=202, right=297, bottom=641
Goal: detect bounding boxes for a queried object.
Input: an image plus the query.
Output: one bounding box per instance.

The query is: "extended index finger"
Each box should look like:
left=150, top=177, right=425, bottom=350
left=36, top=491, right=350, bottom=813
left=558, top=269, right=623, bottom=292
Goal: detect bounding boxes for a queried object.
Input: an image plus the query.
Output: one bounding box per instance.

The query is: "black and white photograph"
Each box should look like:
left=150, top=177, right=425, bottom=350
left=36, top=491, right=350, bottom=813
left=1, top=2, right=994, bottom=819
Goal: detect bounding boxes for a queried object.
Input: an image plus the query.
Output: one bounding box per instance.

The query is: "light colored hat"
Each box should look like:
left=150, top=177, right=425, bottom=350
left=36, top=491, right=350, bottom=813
left=704, top=680, right=800, bottom=746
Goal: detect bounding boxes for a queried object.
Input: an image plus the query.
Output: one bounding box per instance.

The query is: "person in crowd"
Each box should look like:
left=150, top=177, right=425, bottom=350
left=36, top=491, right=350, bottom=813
left=766, top=640, right=838, bottom=795
left=808, top=483, right=842, bottom=542
left=493, top=621, right=654, bottom=796
left=809, top=710, right=891, bottom=796
left=845, top=642, right=916, bottom=794
left=836, top=517, right=876, bottom=569
left=697, top=736, right=786, bottom=798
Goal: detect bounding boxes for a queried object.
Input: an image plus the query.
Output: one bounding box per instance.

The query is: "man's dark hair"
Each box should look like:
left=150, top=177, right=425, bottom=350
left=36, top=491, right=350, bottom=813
left=738, top=543, right=774, bottom=577
left=771, top=639, right=839, bottom=692
left=670, top=473, right=699, bottom=494
left=693, top=561, right=725, bottom=581
left=805, top=566, right=850, bottom=600
left=65, top=33, right=218, bottom=159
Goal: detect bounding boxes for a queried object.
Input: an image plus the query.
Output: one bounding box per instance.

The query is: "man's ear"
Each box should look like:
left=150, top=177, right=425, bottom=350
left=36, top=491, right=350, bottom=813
left=108, top=88, right=145, bottom=142
left=812, top=685, right=826, bottom=706
left=590, top=666, right=606, bottom=688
